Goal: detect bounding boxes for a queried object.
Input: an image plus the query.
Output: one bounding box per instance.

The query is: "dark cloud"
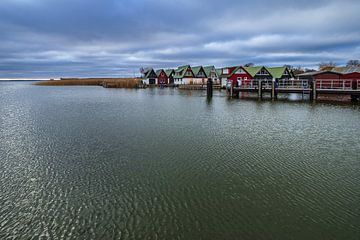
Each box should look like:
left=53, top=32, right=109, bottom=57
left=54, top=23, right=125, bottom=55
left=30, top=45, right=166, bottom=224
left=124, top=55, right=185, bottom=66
left=0, top=0, right=359, bottom=78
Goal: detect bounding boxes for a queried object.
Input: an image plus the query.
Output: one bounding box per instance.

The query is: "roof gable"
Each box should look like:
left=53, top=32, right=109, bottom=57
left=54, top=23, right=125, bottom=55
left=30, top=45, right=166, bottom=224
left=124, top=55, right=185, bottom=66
left=144, top=68, right=157, bottom=78
left=243, top=66, right=263, bottom=77
left=203, top=66, right=217, bottom=77
left=165, top=69, right=175, bottom=76
left=267, top=67, right=289, bottom=79
left=174, top=65, right=194, bottom=78
left=191, top=66, right=207, bottom=77
left=156, top=69, right=168, bottom=77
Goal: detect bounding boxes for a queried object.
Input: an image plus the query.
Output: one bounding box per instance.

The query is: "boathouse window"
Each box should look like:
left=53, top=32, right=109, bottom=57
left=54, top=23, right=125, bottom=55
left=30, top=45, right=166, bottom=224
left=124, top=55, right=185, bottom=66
left=223, top=69, right=229, bottom=74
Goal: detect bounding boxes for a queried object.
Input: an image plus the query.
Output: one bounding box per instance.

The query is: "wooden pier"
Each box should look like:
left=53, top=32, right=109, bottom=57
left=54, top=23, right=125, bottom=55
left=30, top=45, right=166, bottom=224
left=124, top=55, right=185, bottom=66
left=228, top=79, right=360, bottom=101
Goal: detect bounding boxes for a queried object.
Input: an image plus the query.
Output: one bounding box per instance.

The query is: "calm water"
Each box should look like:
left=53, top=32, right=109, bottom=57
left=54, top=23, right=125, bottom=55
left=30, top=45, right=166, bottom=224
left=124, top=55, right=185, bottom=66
left=0, top=81, right=359, bottom=239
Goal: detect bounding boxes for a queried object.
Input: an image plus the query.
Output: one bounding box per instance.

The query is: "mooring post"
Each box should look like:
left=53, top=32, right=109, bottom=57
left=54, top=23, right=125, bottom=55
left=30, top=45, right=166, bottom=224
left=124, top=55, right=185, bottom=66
left=310, top=79, right=316, bottom=101
left=207, top=79, right=213, bottom=98
left=258, top=80, right=262, bottom=100
left=271, top=79, right=275, bottom=100
left=351, top=79, right=358, bottom=102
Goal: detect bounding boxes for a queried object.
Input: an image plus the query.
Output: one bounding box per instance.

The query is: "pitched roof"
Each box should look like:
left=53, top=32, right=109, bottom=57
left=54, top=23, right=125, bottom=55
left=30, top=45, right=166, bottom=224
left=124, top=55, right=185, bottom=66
left=174, top=65, right=191, bottom=78
left=267, top=67, right=288, bottom=79
left=203, top=66, right=216, bottom=77
left=191, top=66, right=202, bottom=75
left=216, top=69, right=223, bottom=77
left=165, top=69, right=174, bottom=76
left=144, top=68, right=155, bottom=78
left=243, top=66, right=263, bottom=77
left=333, top=66, right=360, bottom=74
left=297, top=70, right=342, bottom=77
left=155, top=69, right=164, bottom=77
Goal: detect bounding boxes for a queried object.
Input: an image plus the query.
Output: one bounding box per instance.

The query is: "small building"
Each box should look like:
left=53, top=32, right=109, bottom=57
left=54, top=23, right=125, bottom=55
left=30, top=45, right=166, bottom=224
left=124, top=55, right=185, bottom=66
left=174, top=65, right=195, bottom=85
left=334, top=66, right=360, bottom=81
left=191, top=66, right=207, bottom=84
left=297, top=71, right=343, bottom=89
left=165, top=69, right=175, bottom=85
left=267, top=66, right=294, bottom=81
left=217, top=66, right=238, bottom=87
left=156, top=69, right=168, bottom=85
left=227, top=66, right=253, bottom=87
left=203, top=66, right=219, bottom=84
left=244, top=66, right=273, bottom=80
left=297, top=71, right=342, bottom=81
left=142, top=68, right=158, bottom=85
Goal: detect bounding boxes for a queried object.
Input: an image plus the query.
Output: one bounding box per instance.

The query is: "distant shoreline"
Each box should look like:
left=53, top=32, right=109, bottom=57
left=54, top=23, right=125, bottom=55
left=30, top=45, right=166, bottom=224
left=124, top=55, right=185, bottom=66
left=33, top=77, right=143, bottom=88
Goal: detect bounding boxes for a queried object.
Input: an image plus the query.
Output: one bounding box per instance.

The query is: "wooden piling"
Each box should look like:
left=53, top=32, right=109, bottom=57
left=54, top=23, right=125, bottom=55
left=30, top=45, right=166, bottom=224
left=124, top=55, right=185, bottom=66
left=207, top=79, right=213, bottom=98
left=310, top=80, right=317, bottom=101
left=258, top=80, right=262, bottom=100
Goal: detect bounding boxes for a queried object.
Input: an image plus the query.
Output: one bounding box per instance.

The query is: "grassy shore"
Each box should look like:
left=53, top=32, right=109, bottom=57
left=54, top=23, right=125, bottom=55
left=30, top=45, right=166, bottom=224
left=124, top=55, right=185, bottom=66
left=34, top=78, right=143, bottom=88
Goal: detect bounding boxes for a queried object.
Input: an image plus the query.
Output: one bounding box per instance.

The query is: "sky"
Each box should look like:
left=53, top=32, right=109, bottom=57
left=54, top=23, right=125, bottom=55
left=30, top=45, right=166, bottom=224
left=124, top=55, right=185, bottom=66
left=0, top=0, right=359, bottom=79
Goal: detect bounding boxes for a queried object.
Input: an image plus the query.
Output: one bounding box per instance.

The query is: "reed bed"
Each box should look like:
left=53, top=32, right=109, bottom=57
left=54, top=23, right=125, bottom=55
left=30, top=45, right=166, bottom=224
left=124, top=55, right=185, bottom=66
left=35, top=78, right=143, bottom=88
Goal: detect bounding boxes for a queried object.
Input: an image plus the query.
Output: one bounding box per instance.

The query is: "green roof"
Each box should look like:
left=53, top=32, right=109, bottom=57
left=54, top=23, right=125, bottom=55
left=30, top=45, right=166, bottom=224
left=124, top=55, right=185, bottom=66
left=191, top=66, right=204, bottom=76
left=243, top=66, right=263, bottom=77
left=203, top=66, right=216, bottom=77
left=174, top=65, right=191, bottom=78
left=266, top=67, right=288, bottom=79
left=216, top=69, right=222, bottom=77
left=165, top=69, right=174, bottom=76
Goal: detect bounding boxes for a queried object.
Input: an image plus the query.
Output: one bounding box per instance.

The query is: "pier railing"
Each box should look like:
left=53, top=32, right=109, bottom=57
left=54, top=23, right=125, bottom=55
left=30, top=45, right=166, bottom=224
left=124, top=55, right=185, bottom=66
left=277, top=80, right=310, bottom=89
left=236, top=79, right=360, bottom=90
left=238, top=80, right=309, bottom=89
left=316, top=79, right=353, bottom=90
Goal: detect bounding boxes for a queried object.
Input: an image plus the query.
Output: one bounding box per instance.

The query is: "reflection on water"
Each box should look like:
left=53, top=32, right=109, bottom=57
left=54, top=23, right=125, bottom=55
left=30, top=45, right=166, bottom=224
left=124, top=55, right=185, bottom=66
left=0, top=82, right=359, bottom=239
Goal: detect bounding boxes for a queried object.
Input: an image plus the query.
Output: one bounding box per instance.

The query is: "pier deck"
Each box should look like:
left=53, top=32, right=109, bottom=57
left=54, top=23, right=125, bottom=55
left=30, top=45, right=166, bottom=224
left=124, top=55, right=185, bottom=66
left=229, top=79, right=360, bottom=101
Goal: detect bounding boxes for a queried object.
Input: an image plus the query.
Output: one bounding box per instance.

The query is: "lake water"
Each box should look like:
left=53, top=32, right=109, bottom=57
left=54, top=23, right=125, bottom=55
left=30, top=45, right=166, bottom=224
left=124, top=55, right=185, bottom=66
left=0, top=81, right=359, bottom=239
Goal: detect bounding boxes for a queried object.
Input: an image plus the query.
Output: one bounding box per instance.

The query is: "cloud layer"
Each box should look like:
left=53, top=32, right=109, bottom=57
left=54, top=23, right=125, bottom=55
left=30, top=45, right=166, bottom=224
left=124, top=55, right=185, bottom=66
left=0, top=0, right=359, bottom=78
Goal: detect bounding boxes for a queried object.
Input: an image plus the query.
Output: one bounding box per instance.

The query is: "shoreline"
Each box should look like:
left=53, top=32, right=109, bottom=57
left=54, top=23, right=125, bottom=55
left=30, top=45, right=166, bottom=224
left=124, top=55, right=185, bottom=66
left=34, top=78, right=143, bottom=88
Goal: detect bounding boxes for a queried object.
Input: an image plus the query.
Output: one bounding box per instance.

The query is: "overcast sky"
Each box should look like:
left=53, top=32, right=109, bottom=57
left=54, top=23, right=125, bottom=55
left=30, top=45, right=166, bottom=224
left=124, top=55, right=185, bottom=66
left=0, top=0, right=359, bottom=79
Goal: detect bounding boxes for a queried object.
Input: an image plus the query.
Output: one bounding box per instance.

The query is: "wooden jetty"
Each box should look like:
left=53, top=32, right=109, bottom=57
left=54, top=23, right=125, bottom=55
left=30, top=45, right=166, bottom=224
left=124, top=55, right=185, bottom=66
left=227, top=79, right=360, bottom=101
left=178, top=84, right=221, bottom=90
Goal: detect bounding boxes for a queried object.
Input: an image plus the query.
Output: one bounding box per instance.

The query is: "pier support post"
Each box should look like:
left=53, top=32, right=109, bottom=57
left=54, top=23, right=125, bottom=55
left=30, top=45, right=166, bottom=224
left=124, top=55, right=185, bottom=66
left=271, top=80, right=276, bottom=100
left=258, top=80, right=262, bottom=100
left=207, top=79, right=213, bottom=98
left=310, top=80, right=317, bottom=101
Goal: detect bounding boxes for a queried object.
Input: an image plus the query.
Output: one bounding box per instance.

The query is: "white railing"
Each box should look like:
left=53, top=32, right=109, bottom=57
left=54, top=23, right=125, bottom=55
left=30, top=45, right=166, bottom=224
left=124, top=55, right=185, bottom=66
left=316, top=79, right=353, bottom=90
left=238, top=79, right=309, bottom=89
left=277, top=80, right=309, bottom=89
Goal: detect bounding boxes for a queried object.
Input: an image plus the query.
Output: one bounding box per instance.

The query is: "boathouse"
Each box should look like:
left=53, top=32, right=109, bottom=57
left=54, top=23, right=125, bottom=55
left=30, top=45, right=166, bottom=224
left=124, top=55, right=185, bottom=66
left=297, top=71, right=342, bottom=81
left=174, top=65, right=194, bottom=85
left=228, top=66, right=253, bottom=87
left=191, top=66, right=207, bottom=84
left=244, top=66, right=273, bottom=80
left=165, top=69, right=175, bottom=85
left=204, top=66, right=219, bottom=84
left=156, top=69, right=168, bottom=85
left=142, top=68, right=158, bottom=85
left=218, top=66, right=238, bottom=87
left=334, top=66, right=360, bottom=81
left=267, top=67, right=294, bottom=80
